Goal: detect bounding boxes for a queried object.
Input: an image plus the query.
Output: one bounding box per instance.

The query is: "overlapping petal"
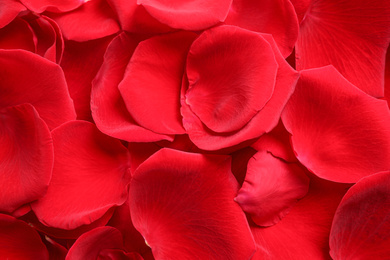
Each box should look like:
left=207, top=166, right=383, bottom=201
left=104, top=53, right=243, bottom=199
left=0, top=18, right=35, bottom=52
left=31, top=121, right=131, bottom=229
left=0, top=0, right=26, bottom=28
left=129, top=148, right=256, bottom=259
left=282, top=66, right=390, bottom=183
left=19, top=0, right=82, bottom=13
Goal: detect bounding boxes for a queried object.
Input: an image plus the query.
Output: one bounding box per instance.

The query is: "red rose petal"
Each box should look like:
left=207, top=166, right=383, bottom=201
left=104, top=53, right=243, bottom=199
left=289, top=0, right=311, bottom=23
left=185, top=25, right=277, bottom=133
left=119, top=32, right=196, bottom=135
left=0, top=49, right=76, bottom=130
left=0, top=214, right=49, bottom=260
left=225, top=0, right=299, bottom=57
left=129, top=148, right=256, bottom=260
left=49, top=0, right=120, bottom=41
left=19, top=0, right=82, bottom=13
left=0, top=17, right=35, bottom=52
left=0, top=103, right=53, bottom=213
left=235, top=151, right=309, bottom=226
left=98, top=249, right=144, bottom=260
left=43, top=235, right=68, bottom=260
left=31, top=121, right=131, bottom=229
left=251, top=176, right=350, bottom=259
left=91, top=32, right=172, bottom=142
left=296, top=0, right=390, bottom=97
left=282, top=66, right=390, bottom=183
left=0, top=0, right=27, bottom=28
left=330, top=171, right=390, bottom=259
left=385, top=46, right=390, bottom=106
left=138, top=0, right=232, bottom=30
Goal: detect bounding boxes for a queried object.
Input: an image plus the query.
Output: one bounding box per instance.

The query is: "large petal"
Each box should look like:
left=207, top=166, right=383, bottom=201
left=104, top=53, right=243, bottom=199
left=138, top=0, right=232, bottom=30
left=31, top=121, right=131, bottom=229
left=91, top=32, right=172, bottom=142
left=0, top=49, right=76, bottom=130
left=0, top=214, right=49, bottom=259
left=0, top=103, right=53, bottom=213
left=296, top=0, right=390, bottom=97
left=129, top=148, right=256, bottom=260
left=119, top=32, right=196, bottom=135
left=224, top=0, right=299, bottom=57
left=282, top=66, right=390, bottom=183
left=330, top=171, right=390, bottom=259
left=235, top=151, right=309, bottom=226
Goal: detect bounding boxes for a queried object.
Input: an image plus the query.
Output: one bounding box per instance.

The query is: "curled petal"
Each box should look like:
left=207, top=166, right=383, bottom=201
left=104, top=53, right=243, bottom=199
left=19, top=0, right=82, bottom=13
left=0, top=17, right=36, bottom=52
left=0, top=0, right=26, bottom=28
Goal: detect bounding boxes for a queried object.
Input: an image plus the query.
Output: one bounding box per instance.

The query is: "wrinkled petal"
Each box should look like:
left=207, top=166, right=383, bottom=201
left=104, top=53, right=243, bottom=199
left=138, top=0, right=232, bottom=30
left=0, top=17, right=36, bottom=52
left=225, top=0, right=299, bottom=57
left=0, top=103, right=53, bottom=213
left=31, top=121, right=131, bottom=229
left=91, top=32, right=172, bottom=142
left=130, top=148, right=256, bottom=260
left=119, top=32, right=196, bottom=135
left=296, top=0, right=390, bottom=97
left=330, top=171, right=390, bottom=259
left=0, top=49, right=76, bottom=129
left=235, top=151, right=309, bottom=226
left=0, top=214, right=49, bottom=259
left=0, top=0, right=26, bottom=28
left=19, top=0, right=82, bottom=13
left=282, top=66, right=390, bottom=183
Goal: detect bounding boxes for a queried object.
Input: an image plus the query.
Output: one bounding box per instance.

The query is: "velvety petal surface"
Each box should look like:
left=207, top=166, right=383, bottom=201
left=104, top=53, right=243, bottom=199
left=235, top=151, right=309, bottom=226
left=296, top=0, right=390, bottom=97
left=330, top=171, right=390, bottom=259
left=225, top=0, right=299, bottom=57
left=119, top=32, right=196, bottom=135
left=0, top=103, right=53, bottom=213
left=0, top=0, right=26, bottom=28
left=31, top=121, right=131, bottom=229
left=0, top=49, right=76, bottom=129
left=0, top=214, right=49, bottom=259
left=19, top=0, right=82, bottom=13
left=129, top=148, right=256, bottom=260
left=138, top=0, right=232, bottom=30
left=91, top=32, right=172, bottom=142
left=0, top=17, right=35, bottom=52
left=282, top=66, right=390, bottom=183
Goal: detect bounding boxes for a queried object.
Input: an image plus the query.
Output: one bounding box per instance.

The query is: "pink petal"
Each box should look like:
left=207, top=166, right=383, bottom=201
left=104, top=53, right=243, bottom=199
left=138, top=0, right=232, bottom=30
left=91, top=32, right=172, bottom=142
left=330, top=171, right=390, bottom=259
left=48, top=0, right=119, bottom=41
left=19, top=0, right=82, bottom=13
left=0, top=103, right=53, bottom=213
left=0, top=49, right=76, bottom=130
left=119, top=32, right=196, bottom=135
left=129, top=148, right=256, bottom=260
left=282, top=66, right=390, bottom=183
left=225, top=0, right=299, bottom=57
left=0, top=0, right=26, bottom=28
left=296, top=0, right=390, bottom=97
left=31, top=121, right=131, bottom=229
left=235, top=151, right=309, bottom=226
left=0, top=17, right=36, bottom=52
left=0, top=214, right=49, bottom=259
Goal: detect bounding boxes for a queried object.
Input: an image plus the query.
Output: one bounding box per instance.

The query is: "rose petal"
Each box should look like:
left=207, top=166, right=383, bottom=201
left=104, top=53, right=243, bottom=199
left=0, top=103, right=53, bottom=213
left=19, top=0, right=82, bottom=13
left=31, top=121, right=131, bottom=229
left=0, top=0, right=27, bottom=28
left=0, top=49, right=76, bottom=130
left=43, top=235, right=68, bottom=260
left=289, top=0, right=311, bottom=23
left=129, top=148, right=256, bottom=260
left=91, top=32, right=172, bottom=142
left=0, top=17, right=36, bottom=52
left=98, top=249, right=144, bottom=260
left=330, top=171, right=390, bottom=259
left=0, top=214, right=49, bottom=259
left=296, top=0, right=390, bottom=97
left=138, top=0, right=232, bottom=30
left=282, top=66, right=390, bottom=183
left=119, top=32, right=196, bottom=135
left=225, top=0, right=299, bottom=57
left=235, top=151, right=309, bottom=226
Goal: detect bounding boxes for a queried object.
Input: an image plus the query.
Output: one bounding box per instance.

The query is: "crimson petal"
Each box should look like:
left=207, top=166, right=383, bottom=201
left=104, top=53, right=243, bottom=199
left=282, top=66, right=390, bottom=183
left=129, top=148, right=256, bottom=259
left=0, top=0, right=26, bottom=28
left=330, top=171, right=390, bottom=259
left=0, top=17, right=35, bottom=52
left=0, top=103, right=53, bottom=213
left=19, top=0, right=82, bottom=13
left=31, top=121, right=131, bottom=229
left=296, top=0, right=390, bottom=97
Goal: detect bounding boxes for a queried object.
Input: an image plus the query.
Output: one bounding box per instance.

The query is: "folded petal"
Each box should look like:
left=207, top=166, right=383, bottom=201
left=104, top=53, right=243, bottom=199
left=31, top=121, right=131, bottom=229
left=130, top=148, right=256, bottom=260
left=0, top=0, right=26, bottom=28
left=0, top=103, right=53, bottom=213
left=19, top=0, right=82, bottom=13
left=296, top=0, right=390, bottom=97
left=91, top=32, right=172, bottom=142
left=282, top=66, right=390, bottom=183
left=0, top=214, right=49, bottom=259
left=0, top=49, right=76, bottom=129
left=330, top=171, right=390, bottom=259
left=0, top=17, right=36, bottom=52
